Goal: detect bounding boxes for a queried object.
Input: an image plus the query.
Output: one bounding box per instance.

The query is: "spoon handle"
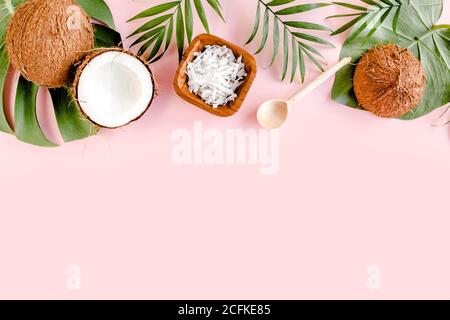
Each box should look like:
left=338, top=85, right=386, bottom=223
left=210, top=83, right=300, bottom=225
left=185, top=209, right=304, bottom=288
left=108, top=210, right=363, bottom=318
left=287, top=57, right=352, bottom=105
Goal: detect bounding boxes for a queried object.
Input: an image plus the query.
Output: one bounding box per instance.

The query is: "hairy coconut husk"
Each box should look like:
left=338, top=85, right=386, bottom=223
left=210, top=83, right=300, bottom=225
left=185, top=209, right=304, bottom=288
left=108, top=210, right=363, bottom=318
left=353, top=44, right=426, bottom=118
left=72, top=48, right=156, bottom=129
left=6, top=0, right=94, bottom=88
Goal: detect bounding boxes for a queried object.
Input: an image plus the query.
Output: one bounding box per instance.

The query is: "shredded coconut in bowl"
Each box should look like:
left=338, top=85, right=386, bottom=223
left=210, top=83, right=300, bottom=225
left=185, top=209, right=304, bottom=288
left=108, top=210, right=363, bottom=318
left=186, top=45, right=247, bottom=108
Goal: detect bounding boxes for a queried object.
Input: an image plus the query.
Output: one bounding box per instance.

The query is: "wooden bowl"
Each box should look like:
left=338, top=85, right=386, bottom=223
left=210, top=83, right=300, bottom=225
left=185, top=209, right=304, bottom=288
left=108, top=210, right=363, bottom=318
left=173, top=34, right=257, bottom=117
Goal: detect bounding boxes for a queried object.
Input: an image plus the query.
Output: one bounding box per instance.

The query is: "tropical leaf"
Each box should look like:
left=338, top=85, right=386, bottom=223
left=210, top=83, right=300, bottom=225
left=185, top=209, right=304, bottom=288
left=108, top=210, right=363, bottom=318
left=93, top=24, right=122, bottom=48
left=50, top=87, right=98, bottom=144
left=331, top=0, right=450, bottom=120
left=328, top=0, right=411, bottom=44
left=246, top=0, right=332, bottom=82
left=0, top=45, right=12, bottom=134
left=76, top=0, right=116, bottom=29
left=128, top=0, right=225, bottom=62
left=14, top=78, right=56, bottom=147
left=0, top=0, right=121, bottom=146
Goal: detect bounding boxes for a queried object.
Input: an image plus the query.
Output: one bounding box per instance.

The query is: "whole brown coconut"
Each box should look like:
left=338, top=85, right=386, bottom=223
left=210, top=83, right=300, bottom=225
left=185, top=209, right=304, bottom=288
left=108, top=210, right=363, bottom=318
left=353, top=44, right=426, bottom=118
left=6, top=0, right=94, bottom=88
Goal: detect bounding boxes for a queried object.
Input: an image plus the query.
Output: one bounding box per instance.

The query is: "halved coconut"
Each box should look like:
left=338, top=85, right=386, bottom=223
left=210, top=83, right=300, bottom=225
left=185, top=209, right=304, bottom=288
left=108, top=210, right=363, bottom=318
left=73, top=49, right=155, bottom=128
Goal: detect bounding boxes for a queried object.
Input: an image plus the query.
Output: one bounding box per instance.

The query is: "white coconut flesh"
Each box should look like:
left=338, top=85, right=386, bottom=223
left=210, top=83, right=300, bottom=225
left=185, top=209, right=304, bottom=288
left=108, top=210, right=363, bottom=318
left=76, top=51, right=154, bottom=128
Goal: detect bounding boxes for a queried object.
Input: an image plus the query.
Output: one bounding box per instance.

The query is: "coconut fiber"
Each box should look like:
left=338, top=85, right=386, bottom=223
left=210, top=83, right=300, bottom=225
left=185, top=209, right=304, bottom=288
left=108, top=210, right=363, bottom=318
left=353, top=44, right=426, bottom=118
left=6, top=0, right=94, bottom=88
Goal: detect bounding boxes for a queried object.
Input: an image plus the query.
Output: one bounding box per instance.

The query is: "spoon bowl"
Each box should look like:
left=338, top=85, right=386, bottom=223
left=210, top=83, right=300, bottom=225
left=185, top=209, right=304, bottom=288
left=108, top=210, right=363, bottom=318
left=256, top=57, right=352, bottom=129
left=256, top=99, right=289, bottom=129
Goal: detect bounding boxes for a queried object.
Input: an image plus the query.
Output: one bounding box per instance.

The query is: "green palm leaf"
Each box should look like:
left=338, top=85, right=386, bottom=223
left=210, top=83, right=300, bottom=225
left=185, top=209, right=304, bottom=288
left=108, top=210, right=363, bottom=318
left=298, top=46, right=306, bottom=82
left=128, top=1, right=180, bottom=21
left=246, top=0, right=261, bottom=44
left=328, top=0, right=413, bottom=42
left=255, top=7, right=270, bottom=54
left=176, top=5, right=185, bottom=60
left=270, top=16, right=280, bottom=66
left=193, top=0, right=210, bottom=33
left=246, top=0, right=332, bottom=82
left=282, top=26, right=289, bottom=81
left=128, top=0, right=225, bottom=62
left=185, top=0, right=193, bottom=43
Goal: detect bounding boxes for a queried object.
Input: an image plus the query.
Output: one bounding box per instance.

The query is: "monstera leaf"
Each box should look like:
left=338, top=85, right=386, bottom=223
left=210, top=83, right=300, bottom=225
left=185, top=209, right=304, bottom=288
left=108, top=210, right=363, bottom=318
left=0, top=0, right=121, bottom=146
left=331, top=0, right=450, bottom=120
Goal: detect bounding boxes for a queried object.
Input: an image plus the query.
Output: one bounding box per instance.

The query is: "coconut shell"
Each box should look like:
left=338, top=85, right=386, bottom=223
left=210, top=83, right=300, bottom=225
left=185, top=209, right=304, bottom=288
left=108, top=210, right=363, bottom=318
left=72, top=48, right=156, bottom=129
left=353, top=44, right=426, bottom=118
left=6, top=0, right=94, bottom=88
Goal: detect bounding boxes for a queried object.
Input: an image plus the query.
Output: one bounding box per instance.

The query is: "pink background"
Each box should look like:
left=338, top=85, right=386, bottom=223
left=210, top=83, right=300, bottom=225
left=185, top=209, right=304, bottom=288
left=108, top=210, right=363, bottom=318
left=0, top=0, right=449, bottom=299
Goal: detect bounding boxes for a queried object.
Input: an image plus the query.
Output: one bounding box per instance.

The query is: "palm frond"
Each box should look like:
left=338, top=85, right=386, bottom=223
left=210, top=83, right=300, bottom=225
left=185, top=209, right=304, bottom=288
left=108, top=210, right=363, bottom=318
left=128, top=0, right=225, bottom=62
left=329, top=0, right=407, bottom=44
left=246, top=0, right=332, bottom=82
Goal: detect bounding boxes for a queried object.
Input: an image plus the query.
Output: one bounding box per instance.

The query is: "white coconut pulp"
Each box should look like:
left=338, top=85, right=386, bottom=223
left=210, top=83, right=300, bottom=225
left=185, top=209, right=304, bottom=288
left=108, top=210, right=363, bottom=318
left=76, top=51, right=154, bottom=128
left=186, top=45, right=247, bottom=108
